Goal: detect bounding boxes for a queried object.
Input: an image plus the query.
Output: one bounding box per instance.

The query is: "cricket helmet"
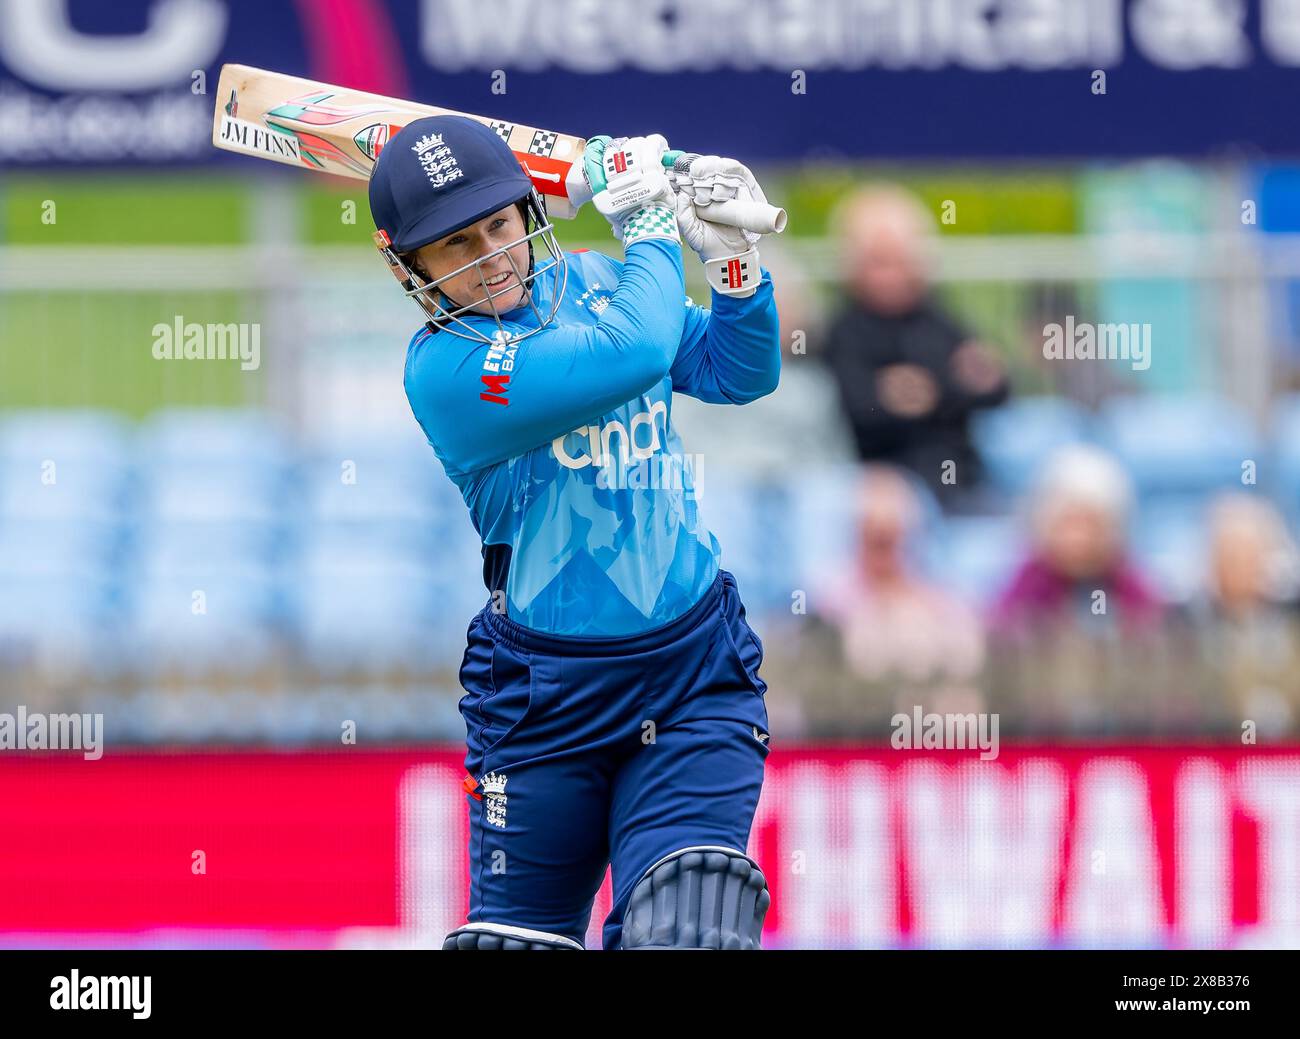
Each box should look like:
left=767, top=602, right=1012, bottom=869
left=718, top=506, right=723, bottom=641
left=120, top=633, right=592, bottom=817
left=368, top=115, right=567, bottom=345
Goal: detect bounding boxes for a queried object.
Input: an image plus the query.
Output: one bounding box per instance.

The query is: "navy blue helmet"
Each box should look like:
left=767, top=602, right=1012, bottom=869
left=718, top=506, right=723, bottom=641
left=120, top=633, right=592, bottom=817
left=367, top=114, right=567, bottom=344
left=369, top=115, right=533, bottom=253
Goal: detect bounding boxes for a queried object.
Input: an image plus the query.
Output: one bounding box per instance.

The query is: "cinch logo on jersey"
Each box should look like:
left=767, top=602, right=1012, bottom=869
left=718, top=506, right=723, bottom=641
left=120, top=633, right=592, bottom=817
left=479, top=332, right=518, bottom=405
left=553, top=400, right=668, bottom=470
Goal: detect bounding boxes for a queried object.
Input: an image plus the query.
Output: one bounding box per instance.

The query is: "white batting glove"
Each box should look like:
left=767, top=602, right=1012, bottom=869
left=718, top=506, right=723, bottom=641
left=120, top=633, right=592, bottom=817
left=674, top=190, right=759, bottom=259
left=589, top=134, right=680, bottom=246
left=673, top=155, right=772, bottom=215
left=673, top=190, right=762, bottom=298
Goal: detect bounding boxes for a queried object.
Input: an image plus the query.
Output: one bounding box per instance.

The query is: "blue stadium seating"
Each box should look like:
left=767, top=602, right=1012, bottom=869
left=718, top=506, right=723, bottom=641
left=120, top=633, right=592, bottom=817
left=131, top=520, right=279, bottom=580
left=702, top=473, right=798, bottom=613
left=1097, top=395, right=1259, bottom=498
left=938, top=514, right=1022, bottom=607
left=0, top=411, right=129, bottom=647
left=971, top=396, right=1091, bottom=494
left=1129, top=496, right=1208, bottom=605
left=0, top=409, right=131, bottom=466
left=0, top=517, right=118, bottom=577
left=136, top=407, right=290, bottom=466
left=4, top=400, right=1298, bottom=672
left=778, top=463, right=867, bottom=597
left=137, top=458, right=284, bottom=524
left=1269, top=393, right=1300, bottom=519
left=0, top=573, right=116, bottom=649
left=125, top=572, right=281, bottom=667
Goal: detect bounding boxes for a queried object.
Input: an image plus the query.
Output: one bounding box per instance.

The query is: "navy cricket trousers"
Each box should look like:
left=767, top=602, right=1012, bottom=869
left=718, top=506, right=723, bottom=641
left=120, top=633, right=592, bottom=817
left=456, top=569, right=771, bottom=949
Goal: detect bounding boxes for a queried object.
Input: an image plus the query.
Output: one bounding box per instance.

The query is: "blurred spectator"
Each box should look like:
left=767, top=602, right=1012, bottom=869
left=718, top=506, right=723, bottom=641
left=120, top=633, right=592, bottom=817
left=992, top=445, right=1162, bottom=638
left=1204, top=493, right=1300, bottom=618
left=1192, top=493, right=1300, bottom=731
left=816, top=466, right=985, bottom=715
left=822, top=185, right=1009, bottom=507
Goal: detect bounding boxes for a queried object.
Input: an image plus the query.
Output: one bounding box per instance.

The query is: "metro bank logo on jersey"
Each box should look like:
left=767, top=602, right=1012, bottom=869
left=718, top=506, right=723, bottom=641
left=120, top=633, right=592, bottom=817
left=479, top=331, right=516, bottom=405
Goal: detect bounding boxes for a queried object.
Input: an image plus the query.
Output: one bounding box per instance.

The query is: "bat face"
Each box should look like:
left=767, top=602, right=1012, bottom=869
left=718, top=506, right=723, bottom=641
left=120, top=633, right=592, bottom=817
left=212, top=64, right=590, bottom=218
left=212, top=64, right=783, bottom=235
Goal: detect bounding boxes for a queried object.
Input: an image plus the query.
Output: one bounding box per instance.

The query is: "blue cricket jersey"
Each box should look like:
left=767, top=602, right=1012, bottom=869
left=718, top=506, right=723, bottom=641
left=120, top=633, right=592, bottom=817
left=403, top=237, right=780, bottom=637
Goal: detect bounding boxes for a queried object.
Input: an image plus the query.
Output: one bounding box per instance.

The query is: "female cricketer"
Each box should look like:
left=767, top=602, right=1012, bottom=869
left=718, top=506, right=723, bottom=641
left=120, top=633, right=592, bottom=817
left=367, top=115, right=781, bottom=950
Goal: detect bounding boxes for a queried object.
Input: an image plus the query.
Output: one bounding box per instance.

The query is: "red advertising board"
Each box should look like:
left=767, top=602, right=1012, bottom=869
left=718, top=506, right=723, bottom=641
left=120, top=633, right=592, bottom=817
left=1, top=746, right=1296, bottom=949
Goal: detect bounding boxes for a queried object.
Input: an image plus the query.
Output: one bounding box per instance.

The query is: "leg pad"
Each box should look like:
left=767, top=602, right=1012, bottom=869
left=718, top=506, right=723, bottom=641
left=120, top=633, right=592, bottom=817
left=621, top=846, right=770, bottom=950
left=443, top=922, right=583, bottom=950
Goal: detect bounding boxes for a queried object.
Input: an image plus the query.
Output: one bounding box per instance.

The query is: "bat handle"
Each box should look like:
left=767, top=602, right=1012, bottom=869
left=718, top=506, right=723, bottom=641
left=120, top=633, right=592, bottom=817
left=695, top=197, right=788, bottom=236
left=661, top=150, right=788, bottom=236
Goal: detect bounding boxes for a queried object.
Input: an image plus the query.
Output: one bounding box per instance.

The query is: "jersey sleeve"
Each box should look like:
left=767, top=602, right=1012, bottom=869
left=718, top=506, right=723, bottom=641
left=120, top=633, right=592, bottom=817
left=404, top=238, right=687, bottom=474
left=671, top=269, right=781, bottom=404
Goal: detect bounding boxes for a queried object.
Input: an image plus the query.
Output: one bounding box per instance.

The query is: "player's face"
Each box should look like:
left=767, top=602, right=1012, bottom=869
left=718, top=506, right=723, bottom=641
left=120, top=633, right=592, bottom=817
left=414, top=204, right=532, bottom=315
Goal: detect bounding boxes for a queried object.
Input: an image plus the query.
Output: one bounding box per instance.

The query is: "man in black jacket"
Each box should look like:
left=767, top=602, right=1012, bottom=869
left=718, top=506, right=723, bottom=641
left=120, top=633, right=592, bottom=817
left=823, top=186, right=1009, bottom=508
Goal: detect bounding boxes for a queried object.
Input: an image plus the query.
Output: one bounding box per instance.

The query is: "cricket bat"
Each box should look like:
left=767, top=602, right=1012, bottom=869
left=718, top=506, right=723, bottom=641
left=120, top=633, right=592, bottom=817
left=212, top=64, right=785, bottom=235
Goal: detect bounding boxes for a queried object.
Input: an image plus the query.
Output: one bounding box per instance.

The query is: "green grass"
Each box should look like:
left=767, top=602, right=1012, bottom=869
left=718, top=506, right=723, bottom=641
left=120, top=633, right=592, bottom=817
left=0, top=178, right=264, bottom=413
left=0, top=165, right=1090, bottom=247
left=302, top=180, right=370, bottom=245
left=0, top=292, right=263, bottom=416
left=773, top=165, right=1080, bottom=236
left=1, top=176, right=252, bottom=245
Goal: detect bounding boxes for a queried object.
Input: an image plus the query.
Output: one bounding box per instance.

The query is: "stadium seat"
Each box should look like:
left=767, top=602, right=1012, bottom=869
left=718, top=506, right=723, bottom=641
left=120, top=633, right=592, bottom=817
left=136, top=455, right=286, bottom=523
left=0, top=408, right=131, bottom=467
left=1129, top=497, right=1208, bottom=605
left=1252, top=166, right=1300, bottom=382
left=779, top=464, right=862, bottom=593
left=131, top=520, right=279, bottom=580
left=299, top=526, right=436, bottom=577
left=702, top=473, right=798, bottom=614
left=0, top=517, right=119, bottom=578
left=124, top=572, right=282, bottom=668
left=970, top=397, right=1091, bottom=494
left=136, top=407, right=290, bottom=466
left=300, top=451, right=445, bottom=528
left=0, top=573, right=116, bottom=649
left=1269, top=393, right=1300, bottom=517
left=0, top=459, right=128, bottom=522
left=937, top=514, right=1023, bottom=606
left=1097, top=395, right=1259, bottom=498
left=296, top=571, right=443, bottom=669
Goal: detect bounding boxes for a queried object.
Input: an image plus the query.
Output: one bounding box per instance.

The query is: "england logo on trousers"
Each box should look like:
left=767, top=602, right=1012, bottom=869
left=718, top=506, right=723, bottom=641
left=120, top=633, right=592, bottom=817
left=482, top=771, right=508, bottom=828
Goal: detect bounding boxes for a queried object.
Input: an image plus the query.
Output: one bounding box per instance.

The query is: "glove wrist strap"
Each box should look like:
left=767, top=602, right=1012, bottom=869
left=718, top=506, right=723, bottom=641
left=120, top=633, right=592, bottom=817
left=621, top=204, right=681, bottom=246
left=706, top=247, right=760, bottom=297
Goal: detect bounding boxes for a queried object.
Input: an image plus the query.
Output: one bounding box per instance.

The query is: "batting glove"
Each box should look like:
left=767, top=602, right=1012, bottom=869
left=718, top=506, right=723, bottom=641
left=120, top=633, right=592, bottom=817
left=670, top=154, right=773, bottom=215
left=673, top=190, right=762, bottom=298
left=585, top=134, right=680, bottom=247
